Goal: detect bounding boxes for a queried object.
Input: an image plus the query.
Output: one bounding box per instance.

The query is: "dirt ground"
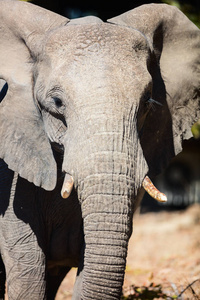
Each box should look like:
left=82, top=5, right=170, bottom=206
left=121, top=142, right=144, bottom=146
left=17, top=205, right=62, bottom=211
left=56, top=204, right=200, bottom=299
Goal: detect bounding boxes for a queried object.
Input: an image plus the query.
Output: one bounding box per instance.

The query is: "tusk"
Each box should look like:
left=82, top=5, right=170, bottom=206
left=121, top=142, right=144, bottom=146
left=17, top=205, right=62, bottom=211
left=61, top=174, right=74, bottom=199
left=142, top=176, right=167, bottom=203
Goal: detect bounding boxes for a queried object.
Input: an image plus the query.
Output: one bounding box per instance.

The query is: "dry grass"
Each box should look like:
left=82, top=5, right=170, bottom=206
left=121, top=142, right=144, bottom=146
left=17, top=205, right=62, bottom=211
left=56, top=204, right=200, bottom=300
left=122, top=279, right=200, bottom=299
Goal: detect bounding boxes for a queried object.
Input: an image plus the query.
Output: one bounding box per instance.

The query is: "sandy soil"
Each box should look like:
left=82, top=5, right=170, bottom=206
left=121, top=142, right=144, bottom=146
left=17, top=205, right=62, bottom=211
left=56, top=204, right=200, bottom=299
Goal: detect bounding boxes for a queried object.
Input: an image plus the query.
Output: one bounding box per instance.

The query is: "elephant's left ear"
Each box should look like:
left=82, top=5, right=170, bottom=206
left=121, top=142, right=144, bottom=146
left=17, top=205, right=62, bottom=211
left=0, top=0, right=69, bottom=190
left=108, top=4, right=200, bottom=155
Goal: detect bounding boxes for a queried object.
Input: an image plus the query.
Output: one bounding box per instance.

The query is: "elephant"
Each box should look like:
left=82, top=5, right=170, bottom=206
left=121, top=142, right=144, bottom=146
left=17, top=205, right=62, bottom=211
left=0, top=0, right=199, bottom=299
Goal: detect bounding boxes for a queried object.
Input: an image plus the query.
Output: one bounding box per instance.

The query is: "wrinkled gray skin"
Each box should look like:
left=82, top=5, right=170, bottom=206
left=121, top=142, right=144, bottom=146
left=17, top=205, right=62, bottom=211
left=0, top=1, right=199, bottom=299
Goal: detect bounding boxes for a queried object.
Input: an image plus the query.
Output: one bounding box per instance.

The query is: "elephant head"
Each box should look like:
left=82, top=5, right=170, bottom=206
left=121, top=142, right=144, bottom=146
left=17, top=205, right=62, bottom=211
left=0, top=1, right=199, bottom=299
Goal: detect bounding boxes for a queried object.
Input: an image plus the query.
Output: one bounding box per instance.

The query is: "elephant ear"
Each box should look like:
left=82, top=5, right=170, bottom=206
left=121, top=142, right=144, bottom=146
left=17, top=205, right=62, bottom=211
left=0, top=0, right=69, bottom=190
left=108, top=4, right=200, bottom=156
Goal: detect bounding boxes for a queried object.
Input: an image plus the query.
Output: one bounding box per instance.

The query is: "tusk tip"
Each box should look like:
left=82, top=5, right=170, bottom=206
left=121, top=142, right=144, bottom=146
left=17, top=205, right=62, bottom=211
left=158, top=193, right=168, bottom=203
left=142, top=176, right=167, bottom=203
left=61, top=190, right=71, bottom=199
left=61, top=174, right=74, bottom=199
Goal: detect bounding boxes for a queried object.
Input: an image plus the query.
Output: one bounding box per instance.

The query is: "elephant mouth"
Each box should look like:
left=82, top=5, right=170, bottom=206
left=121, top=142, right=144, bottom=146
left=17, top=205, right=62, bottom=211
left=61, top=173, right=167, bottom=203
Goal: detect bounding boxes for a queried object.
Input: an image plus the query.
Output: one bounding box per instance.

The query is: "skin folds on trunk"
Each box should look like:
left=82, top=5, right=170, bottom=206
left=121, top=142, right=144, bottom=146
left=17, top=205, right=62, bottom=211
left=82, top=190, right=132, bottom=299
left=63, top=112, right=148, bottom=299
left=80, top=153, right=147, bottom=299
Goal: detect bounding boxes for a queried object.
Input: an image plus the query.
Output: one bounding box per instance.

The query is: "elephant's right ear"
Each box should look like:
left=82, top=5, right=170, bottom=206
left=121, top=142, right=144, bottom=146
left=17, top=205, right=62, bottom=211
left=0, top=0, right=69, bottom=190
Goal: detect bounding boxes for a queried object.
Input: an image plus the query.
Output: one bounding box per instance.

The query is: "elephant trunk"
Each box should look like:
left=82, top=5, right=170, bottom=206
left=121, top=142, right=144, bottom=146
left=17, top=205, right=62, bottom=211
left=62, top=106, right=148, bottom=299
left=81, top=184, right=133, bottom=299
left=78, top=141, right=147, bottom=299
left=61, top=101, right=168, bottom=298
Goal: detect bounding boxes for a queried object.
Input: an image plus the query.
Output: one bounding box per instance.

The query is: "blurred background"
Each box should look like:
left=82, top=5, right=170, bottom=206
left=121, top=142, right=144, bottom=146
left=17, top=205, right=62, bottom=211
left=22, top=0, right=200, bottom=210
left=23, top=0, right=200, bottom=27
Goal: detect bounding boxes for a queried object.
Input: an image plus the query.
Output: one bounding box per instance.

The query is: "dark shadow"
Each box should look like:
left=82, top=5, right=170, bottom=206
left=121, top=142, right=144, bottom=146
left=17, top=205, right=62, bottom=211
left=0, top=159, right=13, bottom=215
left=137, top=50, right=175, bottom=179
left=0, top=254, right=6, bottom=299
left=0, top=80, right=8, bottom=103
left=32, top=0, right=167, bottom=20
left=12, top=173, right=83, bottom=255
left=141, top=138, right=200, bottom=212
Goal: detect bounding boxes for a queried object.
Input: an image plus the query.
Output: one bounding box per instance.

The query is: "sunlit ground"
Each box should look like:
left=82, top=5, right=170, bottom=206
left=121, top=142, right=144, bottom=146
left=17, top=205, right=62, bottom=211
left=56, top=204, right=200, bottom=299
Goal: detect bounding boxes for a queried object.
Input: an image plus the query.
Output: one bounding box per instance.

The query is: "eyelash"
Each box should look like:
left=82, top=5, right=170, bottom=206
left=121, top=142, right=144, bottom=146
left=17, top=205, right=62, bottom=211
left=145, top=98, right=162, bottom=111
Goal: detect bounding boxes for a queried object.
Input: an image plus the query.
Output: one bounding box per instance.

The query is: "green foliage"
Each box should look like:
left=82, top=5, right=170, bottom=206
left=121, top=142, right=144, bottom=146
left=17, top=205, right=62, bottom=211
left=192, top=121, right=200, bottom=139
left=161, top=0, right=200, bottom=28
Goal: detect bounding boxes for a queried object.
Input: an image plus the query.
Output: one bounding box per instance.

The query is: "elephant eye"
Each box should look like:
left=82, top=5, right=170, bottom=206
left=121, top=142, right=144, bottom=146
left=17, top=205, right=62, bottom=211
left=53, top=97, right=63, bottom=109
left=45, top=86, right=65, bottom=112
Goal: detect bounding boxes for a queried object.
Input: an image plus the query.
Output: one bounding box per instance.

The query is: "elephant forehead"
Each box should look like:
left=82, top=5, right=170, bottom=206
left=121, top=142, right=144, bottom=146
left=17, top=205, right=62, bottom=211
left=41, top=23, right=151, bottom=102
left=44, top=23, right=149, bottom=63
